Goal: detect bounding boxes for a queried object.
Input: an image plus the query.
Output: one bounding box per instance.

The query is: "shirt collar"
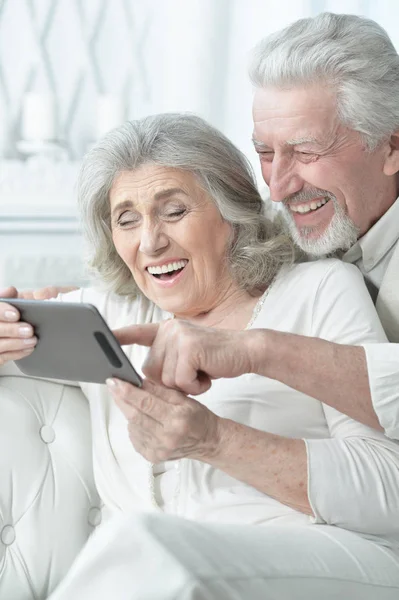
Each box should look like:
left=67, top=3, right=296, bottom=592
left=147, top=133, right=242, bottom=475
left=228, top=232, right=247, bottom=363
left=343, top=197, right=399, bottom=271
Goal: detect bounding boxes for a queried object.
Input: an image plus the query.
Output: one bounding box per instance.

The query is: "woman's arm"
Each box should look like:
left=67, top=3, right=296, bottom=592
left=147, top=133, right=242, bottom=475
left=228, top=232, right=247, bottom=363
left=110, top=377, right=313, bottom=515
left=111, top=368, right=399, bottom=531
left=201, top=418, right=312, bottom=515
left=305, top=403, right=399, bottom=533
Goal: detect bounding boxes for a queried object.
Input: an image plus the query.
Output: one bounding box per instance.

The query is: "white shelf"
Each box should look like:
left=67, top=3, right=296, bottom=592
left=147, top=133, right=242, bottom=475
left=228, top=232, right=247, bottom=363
left=0, top=160, right=80, bottom=218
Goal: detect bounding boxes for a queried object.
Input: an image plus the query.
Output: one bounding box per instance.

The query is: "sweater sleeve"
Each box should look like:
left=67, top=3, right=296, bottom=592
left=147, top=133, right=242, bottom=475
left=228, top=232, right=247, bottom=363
left=304, top=261, right=399, bottom=534
left=363, top=343, right=399, bottom=441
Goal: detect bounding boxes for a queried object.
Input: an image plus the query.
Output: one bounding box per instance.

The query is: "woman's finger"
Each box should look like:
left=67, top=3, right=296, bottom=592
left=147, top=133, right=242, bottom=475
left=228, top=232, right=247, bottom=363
left=0, top=335, right=37, bottom=353
left=0, top=348, right=35, bottom=365
left=0, top=301, right=20, bottom=323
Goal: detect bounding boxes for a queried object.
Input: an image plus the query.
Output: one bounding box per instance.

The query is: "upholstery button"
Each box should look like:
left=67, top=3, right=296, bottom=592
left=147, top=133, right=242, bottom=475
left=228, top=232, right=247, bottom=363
left=40, top=425, right=56, bottom=444
left=88, top=507, right=102, bottom=527
left=1, top=525, right=15, bottom=546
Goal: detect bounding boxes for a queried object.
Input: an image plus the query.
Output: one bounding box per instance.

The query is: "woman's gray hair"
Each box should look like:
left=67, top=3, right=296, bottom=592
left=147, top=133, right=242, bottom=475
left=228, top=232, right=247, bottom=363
left=250, top=12, right=399, bottom=150
left=78, top=113, right=295, bottom=297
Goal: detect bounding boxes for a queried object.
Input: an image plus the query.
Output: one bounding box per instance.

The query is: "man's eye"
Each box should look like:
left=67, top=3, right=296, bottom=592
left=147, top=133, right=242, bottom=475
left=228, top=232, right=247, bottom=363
left=296, top=152, right=319, bottom=162
left=259, top=152, right=274, bottom=162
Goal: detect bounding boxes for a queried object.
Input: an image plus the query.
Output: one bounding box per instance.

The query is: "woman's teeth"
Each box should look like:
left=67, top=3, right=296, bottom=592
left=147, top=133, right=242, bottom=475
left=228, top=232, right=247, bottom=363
left=290, top=197, right=329, bottom=214
left=147, top=259, right=188, bottom=275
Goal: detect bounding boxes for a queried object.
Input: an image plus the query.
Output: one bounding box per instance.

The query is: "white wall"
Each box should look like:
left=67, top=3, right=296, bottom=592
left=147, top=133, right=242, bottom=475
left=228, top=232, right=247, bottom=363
left=2, top=0, right=399, bottom=174
left=2, top=0, right=399, bottom=289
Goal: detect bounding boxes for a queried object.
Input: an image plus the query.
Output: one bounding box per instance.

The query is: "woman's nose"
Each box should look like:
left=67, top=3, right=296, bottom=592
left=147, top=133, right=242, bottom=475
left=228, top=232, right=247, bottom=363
left=138, top=224, right=169, bottom=255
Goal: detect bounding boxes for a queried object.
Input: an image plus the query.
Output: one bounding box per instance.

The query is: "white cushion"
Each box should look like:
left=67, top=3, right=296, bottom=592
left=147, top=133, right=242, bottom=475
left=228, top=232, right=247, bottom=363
left=0, top=375, right=100, bottom=599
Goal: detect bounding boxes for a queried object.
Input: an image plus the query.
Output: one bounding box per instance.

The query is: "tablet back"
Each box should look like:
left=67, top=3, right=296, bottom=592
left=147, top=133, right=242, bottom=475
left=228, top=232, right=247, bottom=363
left=4, top=299, right=142, bottom=386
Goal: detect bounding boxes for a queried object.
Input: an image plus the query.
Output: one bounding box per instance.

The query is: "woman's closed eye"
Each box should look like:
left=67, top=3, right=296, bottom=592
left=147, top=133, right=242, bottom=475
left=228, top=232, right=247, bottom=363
left=117, top=212, right=141, bottom=228
left=163, top=207, right=187, bottom=220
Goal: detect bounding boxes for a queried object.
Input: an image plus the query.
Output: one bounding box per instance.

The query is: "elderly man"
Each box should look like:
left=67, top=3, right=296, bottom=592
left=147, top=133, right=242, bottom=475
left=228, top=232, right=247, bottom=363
left=119, top=12, right=399, bottom=443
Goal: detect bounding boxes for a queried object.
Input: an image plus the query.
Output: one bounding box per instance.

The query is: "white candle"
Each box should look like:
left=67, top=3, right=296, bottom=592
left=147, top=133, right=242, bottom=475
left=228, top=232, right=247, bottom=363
left=96, top=94, right=126, bottom=139
left=22, top=93, right=57, bottom=142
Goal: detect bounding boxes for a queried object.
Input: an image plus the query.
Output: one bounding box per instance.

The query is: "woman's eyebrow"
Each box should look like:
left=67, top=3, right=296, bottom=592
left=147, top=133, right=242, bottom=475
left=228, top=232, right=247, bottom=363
left=153, top=187, right=189, bottom=201
left=112, top=188, right=189, bottom=217
left=112, top=199, right=134, bottom=216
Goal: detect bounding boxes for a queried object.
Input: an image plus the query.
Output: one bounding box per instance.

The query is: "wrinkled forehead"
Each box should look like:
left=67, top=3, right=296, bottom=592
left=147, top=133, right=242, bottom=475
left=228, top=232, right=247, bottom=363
left=252, top=85, right=339, bottom=146
left=109, top=164, right=208, bottom=213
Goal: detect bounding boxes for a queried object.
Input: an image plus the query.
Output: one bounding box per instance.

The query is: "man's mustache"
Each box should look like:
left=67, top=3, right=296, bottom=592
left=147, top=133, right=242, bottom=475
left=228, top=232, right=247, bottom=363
left=283, top=190, right=336, bottom=206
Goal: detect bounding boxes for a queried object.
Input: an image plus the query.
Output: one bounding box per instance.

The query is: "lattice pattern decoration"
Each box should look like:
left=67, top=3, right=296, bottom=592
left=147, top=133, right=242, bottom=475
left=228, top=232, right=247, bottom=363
left=0, top=0, right=154, bottom=157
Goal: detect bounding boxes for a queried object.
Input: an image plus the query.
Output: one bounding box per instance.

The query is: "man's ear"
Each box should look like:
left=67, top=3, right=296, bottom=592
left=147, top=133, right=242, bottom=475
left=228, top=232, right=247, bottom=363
left=383, top=131, right=399, bottom=176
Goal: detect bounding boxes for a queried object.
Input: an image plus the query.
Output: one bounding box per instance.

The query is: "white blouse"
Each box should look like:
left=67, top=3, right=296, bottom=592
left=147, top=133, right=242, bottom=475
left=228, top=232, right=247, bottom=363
left=58, top=259, right=399, bottom=549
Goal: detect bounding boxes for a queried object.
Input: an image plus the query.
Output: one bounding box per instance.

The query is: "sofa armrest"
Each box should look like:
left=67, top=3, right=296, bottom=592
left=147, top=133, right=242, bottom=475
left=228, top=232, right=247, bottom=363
left=0, top=376, right=101, bottom=600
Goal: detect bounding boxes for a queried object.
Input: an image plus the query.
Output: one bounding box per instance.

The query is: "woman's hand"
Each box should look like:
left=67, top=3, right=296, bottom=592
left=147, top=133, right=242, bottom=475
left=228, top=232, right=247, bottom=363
left=0, top=284, right=78, bottom=365
left=107, top=376, right=312, bottom=514
left=107, top=378, right=222, bottom=463
left=0, top=287, right=37, bottom=365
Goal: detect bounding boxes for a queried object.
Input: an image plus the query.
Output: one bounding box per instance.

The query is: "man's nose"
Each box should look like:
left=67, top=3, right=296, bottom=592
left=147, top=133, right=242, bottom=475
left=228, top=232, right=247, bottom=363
left=268, top=158, right=304, bottom=203
left=138, top=222, right=169, bottom=255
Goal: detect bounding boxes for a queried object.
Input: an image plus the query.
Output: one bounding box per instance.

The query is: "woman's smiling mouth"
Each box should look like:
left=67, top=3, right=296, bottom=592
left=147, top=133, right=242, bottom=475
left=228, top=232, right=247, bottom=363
left=146, top=259, right=189, bottom=285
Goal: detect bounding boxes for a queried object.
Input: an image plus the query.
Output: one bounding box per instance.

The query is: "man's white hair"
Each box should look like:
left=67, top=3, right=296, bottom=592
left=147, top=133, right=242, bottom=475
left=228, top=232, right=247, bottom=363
left=250, top=12, right=399, bottom=150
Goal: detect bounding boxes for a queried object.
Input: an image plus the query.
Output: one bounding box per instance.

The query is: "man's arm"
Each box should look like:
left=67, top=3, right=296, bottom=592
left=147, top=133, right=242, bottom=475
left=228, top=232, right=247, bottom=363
left=248, top=329, right=383, bottom=432
left=115, top=322, right=387, bottom=433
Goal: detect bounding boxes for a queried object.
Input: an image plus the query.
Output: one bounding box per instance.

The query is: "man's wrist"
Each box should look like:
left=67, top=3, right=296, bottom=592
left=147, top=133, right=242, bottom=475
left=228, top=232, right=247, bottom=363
left=242, top=329, right=274, bottom=377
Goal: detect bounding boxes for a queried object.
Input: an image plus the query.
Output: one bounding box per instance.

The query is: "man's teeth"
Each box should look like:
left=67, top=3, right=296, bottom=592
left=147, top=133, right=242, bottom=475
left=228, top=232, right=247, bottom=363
left=147, top=260, right=188, bottom=275
left=290, top=197, right=329, bottom=214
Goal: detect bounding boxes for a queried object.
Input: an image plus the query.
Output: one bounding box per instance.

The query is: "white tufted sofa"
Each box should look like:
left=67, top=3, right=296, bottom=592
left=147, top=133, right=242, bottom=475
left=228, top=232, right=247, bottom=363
left=0, top=364, right=101, bottom=600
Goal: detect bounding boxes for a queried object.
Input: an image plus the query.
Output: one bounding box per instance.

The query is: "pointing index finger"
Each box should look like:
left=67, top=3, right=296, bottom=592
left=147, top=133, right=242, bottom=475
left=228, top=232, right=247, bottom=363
left=113, top=323, right=159, bottom=347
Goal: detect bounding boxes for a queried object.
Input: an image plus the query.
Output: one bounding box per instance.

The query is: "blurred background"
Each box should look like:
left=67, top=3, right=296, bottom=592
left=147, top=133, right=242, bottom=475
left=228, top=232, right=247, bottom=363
left=1, top=0, right=398, bottom=290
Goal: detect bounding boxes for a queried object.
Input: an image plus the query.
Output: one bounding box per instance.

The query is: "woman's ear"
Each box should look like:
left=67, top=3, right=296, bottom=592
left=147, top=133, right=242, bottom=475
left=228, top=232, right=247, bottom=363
left=383, top=132, right=399, bottom=176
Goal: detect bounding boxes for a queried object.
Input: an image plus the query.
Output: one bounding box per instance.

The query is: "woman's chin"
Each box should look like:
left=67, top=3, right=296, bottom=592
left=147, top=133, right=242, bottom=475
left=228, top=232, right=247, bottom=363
left=145, top=291, right=189, bottom=316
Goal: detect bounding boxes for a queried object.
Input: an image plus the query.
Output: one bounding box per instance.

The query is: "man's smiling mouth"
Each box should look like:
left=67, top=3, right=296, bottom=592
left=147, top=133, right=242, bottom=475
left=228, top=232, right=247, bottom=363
left=289, top=197, right=330, bottom=214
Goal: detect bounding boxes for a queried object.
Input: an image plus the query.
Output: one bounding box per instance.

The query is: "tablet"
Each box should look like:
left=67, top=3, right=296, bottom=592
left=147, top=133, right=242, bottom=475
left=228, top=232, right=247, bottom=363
left=2, top=298, right=142, bottom=386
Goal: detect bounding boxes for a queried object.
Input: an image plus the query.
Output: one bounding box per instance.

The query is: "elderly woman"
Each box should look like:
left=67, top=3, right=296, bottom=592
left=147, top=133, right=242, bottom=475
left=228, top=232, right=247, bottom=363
left=1, top=114, right=399, bottom=599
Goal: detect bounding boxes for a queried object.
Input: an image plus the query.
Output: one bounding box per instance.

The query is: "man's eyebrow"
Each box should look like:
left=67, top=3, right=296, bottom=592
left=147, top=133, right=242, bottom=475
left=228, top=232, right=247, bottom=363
left=111, top=188, right=188, bottom=216
left=286, top=136, right=320, bottom=146
left=252, top=136, right=322, bottom=151
left=252, top=138, right=272, bottom=151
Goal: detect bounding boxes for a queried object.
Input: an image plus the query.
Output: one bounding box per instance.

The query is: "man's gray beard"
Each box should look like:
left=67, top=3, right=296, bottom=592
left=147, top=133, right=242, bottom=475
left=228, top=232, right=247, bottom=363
left=282, top=195, right=359, bottom=257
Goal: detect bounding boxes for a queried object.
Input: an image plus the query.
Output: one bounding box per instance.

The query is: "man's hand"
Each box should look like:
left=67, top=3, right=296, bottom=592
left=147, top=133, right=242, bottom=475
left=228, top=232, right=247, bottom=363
left=0, top=284, right=78, bottom=301
left=114, top=319, right=258, bottom=395
left=107, top=378, right=222, bottom=463
left=18, top=285, right=79, bottom=300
